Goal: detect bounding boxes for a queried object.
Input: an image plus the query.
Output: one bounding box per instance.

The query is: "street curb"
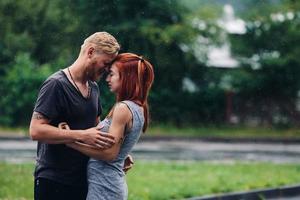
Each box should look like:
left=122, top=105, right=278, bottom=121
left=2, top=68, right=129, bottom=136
left=186, top=184, right=300, bottom=200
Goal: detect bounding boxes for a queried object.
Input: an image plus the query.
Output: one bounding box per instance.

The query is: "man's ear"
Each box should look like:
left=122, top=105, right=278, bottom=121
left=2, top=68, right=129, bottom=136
left=87, top=47, right=95, bottom=58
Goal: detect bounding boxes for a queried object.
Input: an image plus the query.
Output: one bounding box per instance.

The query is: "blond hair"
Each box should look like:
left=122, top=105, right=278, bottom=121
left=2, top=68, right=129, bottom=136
left=81, top=32, right=120, bottom=55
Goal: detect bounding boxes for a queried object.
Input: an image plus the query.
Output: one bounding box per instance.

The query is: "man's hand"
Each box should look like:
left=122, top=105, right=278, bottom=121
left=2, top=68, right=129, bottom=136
left=58, top=122, right=115, bottom=149
left=123, top=155, right=134, bottom=173
left=80, top=127, right=115, bottom=149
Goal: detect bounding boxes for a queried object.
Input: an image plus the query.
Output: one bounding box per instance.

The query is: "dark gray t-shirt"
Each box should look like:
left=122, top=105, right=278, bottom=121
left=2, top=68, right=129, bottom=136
left=33, top=70, right=102, bottom=187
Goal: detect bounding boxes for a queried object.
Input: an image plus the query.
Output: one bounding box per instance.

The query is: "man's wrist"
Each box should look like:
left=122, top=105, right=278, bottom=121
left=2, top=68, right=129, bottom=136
left=67, top=130, right=83, bottom=142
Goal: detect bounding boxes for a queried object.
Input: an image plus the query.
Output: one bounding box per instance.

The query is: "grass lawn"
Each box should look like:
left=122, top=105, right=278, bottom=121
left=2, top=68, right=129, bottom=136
left=146, top=125, right=300, bottom=138
left=0, top=127, right=27, bottom=137
left=1, top=161, right=300, bottom=200
left=1, top=125, right=300, bottom=139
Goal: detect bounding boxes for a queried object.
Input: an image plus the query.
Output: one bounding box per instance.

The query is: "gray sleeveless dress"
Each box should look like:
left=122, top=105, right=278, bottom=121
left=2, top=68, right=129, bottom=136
left=86, top=101, right=144, bottom=200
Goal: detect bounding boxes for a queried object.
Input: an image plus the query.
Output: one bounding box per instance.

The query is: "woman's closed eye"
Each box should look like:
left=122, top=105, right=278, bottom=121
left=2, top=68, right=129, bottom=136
left=109, top=71, right=114, bottom=77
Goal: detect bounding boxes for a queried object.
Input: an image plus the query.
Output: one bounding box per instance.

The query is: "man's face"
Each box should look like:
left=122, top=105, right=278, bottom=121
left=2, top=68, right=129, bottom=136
left=87, top=51, right=117, bottom=82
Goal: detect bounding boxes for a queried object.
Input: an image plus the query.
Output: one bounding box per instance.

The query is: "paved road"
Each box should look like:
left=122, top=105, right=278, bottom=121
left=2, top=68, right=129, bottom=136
left=1, top=138, right=300, bottom=163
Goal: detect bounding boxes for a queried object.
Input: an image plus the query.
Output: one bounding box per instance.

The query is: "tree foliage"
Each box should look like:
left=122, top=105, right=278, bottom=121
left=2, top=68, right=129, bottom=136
left=229, top=4, right=300, bottom=126
left=0, top=0, right=300, bottom=128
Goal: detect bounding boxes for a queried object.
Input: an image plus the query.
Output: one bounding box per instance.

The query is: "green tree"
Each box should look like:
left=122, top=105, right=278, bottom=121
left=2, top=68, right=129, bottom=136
left=0, top=53, right=53, bottom=125
left=229, top=3, right=300, bottom=126
left=64, top=0, right=206, bottom=125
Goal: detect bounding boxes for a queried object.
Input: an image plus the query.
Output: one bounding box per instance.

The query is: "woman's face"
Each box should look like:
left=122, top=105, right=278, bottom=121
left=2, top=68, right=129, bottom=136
left=106, top=64, right=121, bottom=93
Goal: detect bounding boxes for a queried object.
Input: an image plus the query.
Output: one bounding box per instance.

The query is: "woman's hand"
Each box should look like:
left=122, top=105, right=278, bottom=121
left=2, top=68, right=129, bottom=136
left=123, top=155, right=134, bottom=173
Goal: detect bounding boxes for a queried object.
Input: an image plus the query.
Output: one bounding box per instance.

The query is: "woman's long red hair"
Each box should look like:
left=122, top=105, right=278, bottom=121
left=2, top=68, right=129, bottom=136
left=111, top=53, right=154, bottom=132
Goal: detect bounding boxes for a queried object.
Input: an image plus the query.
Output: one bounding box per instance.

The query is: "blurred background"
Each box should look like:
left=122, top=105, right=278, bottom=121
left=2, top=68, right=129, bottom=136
left=1, top=1, right=300, bottom=199
left=1, top=0, right=300, bottom=131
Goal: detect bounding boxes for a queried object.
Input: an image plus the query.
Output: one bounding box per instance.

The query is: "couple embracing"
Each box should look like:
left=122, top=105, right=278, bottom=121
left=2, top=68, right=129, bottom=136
left=29, top=32, right=154, bottom=200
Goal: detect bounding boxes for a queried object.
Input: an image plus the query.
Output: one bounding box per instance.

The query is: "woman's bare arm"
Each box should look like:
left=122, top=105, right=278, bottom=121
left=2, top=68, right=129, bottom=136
left=66, top=103, right=131, bottom=161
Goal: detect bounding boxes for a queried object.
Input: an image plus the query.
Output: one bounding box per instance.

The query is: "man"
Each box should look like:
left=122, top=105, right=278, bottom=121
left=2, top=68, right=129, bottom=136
left=30, top=32, right=129, bottom=200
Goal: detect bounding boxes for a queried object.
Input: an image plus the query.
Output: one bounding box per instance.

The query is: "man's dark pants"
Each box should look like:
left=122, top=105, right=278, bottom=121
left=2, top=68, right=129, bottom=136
left=34, top=177, right=87, bottom=200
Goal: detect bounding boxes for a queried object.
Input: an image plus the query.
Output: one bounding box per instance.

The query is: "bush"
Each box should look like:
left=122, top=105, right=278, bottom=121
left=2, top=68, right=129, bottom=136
left=0, top=53, right=53, bottom=126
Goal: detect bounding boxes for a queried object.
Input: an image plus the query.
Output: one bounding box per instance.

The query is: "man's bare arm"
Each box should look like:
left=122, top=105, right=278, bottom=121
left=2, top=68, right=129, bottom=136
left=29, top=112, right=115, bottom=147
left=29, top=112, right=83, bottom=144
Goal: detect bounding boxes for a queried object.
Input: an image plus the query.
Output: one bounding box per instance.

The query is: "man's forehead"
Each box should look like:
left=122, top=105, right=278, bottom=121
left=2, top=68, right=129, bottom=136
left=103, top=52, right=117, bottom=60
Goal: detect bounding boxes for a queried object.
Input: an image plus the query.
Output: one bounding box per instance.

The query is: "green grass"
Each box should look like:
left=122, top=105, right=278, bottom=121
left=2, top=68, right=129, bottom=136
left=1, top=125, right=300, bottom=139
left=1, top=161, right=300, bottom=200
left=0, top=127, right=27, bottom=137
left=0, top=163, right=34, bottom=200
left=146, top=124, right=300, bottom=138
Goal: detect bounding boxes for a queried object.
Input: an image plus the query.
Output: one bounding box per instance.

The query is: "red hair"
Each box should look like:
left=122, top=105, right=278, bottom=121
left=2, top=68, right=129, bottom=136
left=111, top=53, right=154, bottom=132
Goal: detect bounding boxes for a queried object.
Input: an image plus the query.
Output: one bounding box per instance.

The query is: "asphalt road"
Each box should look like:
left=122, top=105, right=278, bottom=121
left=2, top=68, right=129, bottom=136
left=1, top=138, right=300, bottom=163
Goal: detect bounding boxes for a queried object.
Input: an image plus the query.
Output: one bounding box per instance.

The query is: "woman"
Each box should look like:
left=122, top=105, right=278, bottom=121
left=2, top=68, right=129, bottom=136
left=61, top=53, right=154, bottom=200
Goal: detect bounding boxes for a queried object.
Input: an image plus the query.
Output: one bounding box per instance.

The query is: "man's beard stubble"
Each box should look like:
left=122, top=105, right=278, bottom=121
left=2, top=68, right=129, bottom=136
left=86, top=65, right=101, bottom=82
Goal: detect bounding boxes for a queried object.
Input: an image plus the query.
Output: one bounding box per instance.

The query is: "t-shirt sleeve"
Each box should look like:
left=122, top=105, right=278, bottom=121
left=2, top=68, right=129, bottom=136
left=34, top=78, right=62, bottom=120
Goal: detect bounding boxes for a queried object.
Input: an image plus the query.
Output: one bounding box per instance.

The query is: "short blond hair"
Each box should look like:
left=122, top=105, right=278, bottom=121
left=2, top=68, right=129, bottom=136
left=82, top=32, right=120, bottom=54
